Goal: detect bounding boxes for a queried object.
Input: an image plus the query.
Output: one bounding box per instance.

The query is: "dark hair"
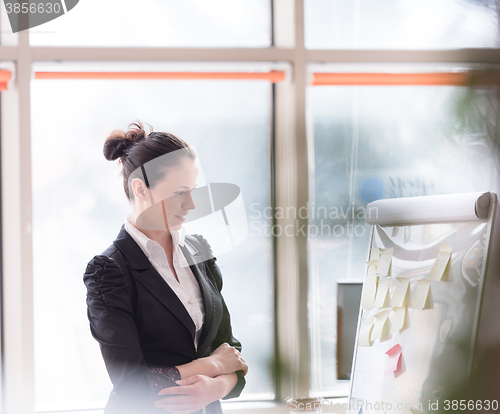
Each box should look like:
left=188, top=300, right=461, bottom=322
left=103, top=120, right=196, bottom=201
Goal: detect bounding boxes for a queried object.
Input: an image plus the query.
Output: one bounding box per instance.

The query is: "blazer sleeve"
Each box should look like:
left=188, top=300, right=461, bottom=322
left=194, top=235, right=246, bottom=400
left=83, top=254, right=180, bottom=406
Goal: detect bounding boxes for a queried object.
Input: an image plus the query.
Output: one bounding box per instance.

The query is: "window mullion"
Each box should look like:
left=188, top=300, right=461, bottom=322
left=2, top=30, right=35, bottom=414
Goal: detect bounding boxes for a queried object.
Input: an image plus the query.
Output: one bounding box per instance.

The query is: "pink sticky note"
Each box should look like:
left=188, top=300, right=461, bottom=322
left=384, top=344, right=402, bottom=376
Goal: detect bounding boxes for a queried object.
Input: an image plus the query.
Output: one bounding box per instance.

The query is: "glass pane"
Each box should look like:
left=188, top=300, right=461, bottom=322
left=30, top=0, right=271, bottom=47
left=305, top=0, right=499, bottom=49
left=307, top=82, right=499, bottom=394
left=31, top=76, right=273, bottom=411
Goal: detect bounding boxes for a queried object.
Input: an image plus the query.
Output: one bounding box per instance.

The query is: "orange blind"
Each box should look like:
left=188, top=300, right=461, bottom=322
left=34, top=71, right=286, bottom=82
left=0, top=71, right=12, bottom=91
left=311, top=71, right=500, bottom=86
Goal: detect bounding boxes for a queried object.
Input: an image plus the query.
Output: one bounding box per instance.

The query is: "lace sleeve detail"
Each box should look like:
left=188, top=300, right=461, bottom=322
left=146, top=366, right=181, bottom=401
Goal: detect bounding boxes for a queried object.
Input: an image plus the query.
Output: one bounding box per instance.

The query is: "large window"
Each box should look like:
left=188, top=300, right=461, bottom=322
left=31, top=76, right=274, bottom=410
left=307, top=77, right=499, bottom=395
left=29, top=0, right=271, bottom=47
left=305, top=0, right=499, bottom=49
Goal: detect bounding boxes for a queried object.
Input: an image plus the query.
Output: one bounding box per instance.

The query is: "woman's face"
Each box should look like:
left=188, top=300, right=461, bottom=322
left=134, top=157, right=198, bottom=231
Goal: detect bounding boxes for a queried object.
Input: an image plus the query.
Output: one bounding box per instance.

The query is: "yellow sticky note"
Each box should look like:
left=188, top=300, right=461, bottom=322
left=412, top=279, right=432, bottom=309
left=372, top=310, right=389, bottom=341
left=366, top=259, right=379, bottom=278
left=374, top=278, right=390, bottom=308
left=389, top=306, right=406, bottom=334
left=429, top=244, right=452, bottom=281
left=359, top=317, right=374, bottom=347
left=361, top=276, right=378, bottom=310
left=391, top=277, right=410, bottom=307
left=370, top=248, right=381, bottom=261
left=376, top=247, right=394, bottom=277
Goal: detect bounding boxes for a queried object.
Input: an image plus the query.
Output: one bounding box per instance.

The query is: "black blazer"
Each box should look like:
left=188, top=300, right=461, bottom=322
left=83, top=224, right=245, bottom=414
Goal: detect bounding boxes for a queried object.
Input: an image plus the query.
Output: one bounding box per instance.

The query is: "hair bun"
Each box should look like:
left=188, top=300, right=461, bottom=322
left=103, top=121, right=150, bottom=161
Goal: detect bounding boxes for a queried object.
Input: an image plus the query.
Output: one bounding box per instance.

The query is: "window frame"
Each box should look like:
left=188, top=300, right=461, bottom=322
left=1, top=0, right=500, bottom=413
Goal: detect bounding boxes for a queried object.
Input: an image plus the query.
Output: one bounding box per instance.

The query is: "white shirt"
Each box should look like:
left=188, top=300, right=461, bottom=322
left=124, top=213, right=205, bottom=350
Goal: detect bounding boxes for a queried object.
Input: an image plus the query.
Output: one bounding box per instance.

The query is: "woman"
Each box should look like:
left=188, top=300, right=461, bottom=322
left=83, top=121, right=247, bottom=414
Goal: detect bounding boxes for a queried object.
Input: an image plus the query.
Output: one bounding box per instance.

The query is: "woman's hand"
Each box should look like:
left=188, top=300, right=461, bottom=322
left=154, top=374, right=231, bottom=414
left=209, top=342, right=248, bottom=376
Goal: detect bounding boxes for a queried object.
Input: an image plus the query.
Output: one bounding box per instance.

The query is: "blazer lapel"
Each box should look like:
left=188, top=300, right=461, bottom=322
left=112, top=225, right=196, bottom=341
left=181, top=237, right=216, bottom=355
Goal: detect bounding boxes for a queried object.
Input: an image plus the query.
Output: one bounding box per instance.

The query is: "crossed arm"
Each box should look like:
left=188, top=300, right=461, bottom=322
left=83, top=253, right=247, bottom=414
left=153, top=344, right=246, bottom=414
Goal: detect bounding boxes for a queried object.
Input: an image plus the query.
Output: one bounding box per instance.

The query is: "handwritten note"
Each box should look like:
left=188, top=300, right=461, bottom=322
left=372, top=310, right=389, bottom=341
left=359, top=317, right=374, bottom=347
left=429, top=244, right=453, bottom=281
left=376, top=247, right=394, bottom=277
left=390, top=277, right=410, bottom=307
left=384, top=344, right=402, bottom=376
left=411, top=279, right=432, bottom=309
left=389, top=306, right=406, bottom=334
left=374, top=278, right=390, bottom=308
left=361, top=275, right=378, bottom=310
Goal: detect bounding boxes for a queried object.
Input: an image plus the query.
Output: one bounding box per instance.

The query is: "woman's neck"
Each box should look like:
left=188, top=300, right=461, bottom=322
left=130, top=216, right=173, bottom=252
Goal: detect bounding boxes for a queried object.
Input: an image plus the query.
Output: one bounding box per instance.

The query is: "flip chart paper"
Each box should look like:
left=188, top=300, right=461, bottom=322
left=372, top=310, right=389, bottom=340
left=389, top=306, right=406, bottom=334
left=361, top=276, right=378, bottom=310
left=390, top=278, right=410, bottom=307
left=411, top=279, right=431, bottom=309
left=374, top=278, right=390, bottom=308
left=429, top=244, right=453, bottom=281
left=384, top=344, right=402, bottom=376
left=359, top=317, right=374, bottom=347
left=374, top=401, right=386, bottom=414
left=376, top=247, right=394, bottom=276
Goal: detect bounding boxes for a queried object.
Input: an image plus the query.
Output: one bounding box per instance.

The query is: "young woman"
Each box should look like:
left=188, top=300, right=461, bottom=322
left=83, top=121, right=247, bottom=414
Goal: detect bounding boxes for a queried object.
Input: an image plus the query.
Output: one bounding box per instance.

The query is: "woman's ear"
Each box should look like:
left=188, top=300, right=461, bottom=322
left=131, top=178, right=149, bottom=201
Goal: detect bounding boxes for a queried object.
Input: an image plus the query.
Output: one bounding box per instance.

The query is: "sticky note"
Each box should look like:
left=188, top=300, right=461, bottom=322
left=366, top=259, right=379, bottom=278
left=359, top=317, right=374, bottom=347
left=389, top=306, right=406, bottom=334
left=376, top=247, right=394, bottom=277
left=411, top=279, right=432, bottom=309
left=370, top=248, right=381, bottom=261
left=374, top=278, right=390, bottom=308
left=361, top=275, right=378, bottom=310
left=390, top=277, right=410, bottom=307
left=429, top=244, right=453, bottom=281
left=372, top=310, right=389, bottom=341
left=384, top=344, right=402, bottom=376
left=411, top=410, right=426, bottom=414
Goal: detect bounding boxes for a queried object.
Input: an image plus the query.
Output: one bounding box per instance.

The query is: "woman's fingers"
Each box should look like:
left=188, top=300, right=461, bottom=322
left=155, top=395, right=191, bottom=404
left=241, top=360, right=248, bottom=375
left=158, top=375, right=205, bottom=396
